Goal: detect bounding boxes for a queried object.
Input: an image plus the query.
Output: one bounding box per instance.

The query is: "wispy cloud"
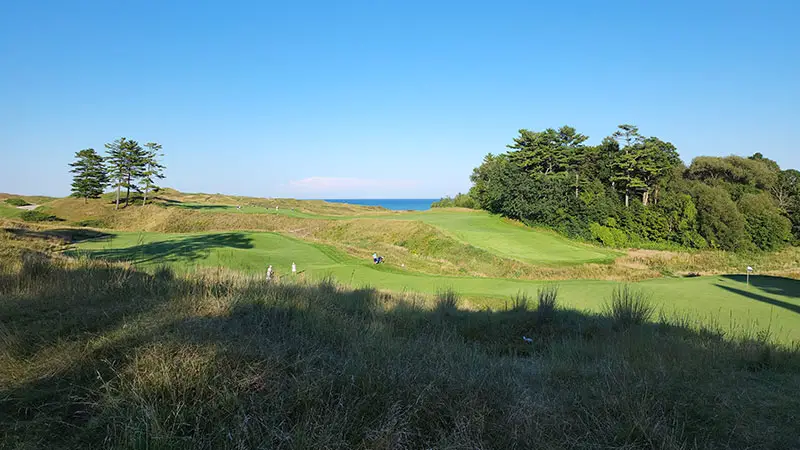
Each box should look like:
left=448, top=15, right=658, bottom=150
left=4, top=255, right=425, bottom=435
left=289, top=177, right=419, bottom=191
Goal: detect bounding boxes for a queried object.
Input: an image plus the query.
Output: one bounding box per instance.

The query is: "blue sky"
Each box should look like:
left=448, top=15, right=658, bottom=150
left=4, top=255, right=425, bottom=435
left=1, top=0, right=798, bottom=198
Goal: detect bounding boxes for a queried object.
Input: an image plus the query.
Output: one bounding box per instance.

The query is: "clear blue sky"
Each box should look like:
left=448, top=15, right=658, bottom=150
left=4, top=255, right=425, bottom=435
left=1, top=0, right=798, bottom=199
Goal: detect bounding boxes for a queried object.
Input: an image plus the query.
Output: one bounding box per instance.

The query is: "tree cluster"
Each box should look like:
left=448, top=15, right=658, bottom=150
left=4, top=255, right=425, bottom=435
left=465, top=125, right=798, bottom=252
left=69, top=138, right=165, bottom=208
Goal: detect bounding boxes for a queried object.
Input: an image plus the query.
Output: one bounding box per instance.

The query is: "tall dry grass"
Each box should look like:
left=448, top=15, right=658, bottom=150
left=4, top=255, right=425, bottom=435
left=1, top=248, right=799, bottom=448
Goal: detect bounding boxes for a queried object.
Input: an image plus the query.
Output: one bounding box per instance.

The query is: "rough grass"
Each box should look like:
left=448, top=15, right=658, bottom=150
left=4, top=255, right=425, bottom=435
left=1, top=249, right=799, bottom=448
left=604, top=285, right=656, bottom=328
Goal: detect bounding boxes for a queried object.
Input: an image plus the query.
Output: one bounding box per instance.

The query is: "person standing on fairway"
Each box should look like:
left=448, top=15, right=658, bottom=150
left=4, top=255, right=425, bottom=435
left=291, top=262, right=296, bottom=276
left=266, top=265, right=273, bottom=282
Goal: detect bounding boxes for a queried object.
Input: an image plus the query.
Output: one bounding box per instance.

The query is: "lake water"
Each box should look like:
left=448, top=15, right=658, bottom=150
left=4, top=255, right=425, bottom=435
left=324, top=199, right=437, bottom=211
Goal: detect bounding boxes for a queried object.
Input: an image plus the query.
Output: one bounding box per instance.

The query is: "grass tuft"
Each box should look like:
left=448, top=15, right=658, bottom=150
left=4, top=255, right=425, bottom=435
left=435, top=288, right=459, bottom=313
left=604, top=284, right=655, bottom=328
left=536, top=284, right=559, bottom=323
left=510, top=291, right=530, bottom=312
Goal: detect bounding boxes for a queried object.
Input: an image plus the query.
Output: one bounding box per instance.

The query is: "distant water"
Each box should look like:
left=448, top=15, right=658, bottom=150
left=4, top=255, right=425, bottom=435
left=324, top=199, right=437, bottom=211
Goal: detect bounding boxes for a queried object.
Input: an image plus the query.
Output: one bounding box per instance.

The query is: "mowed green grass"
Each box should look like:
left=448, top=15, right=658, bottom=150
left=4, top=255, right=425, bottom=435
left=383, top=209, right=619, bottom=265
left=0, top=203, right=24, bottom=219
left=74, top=230, right=800, bottom=342
left=169, top=203, right=618, bottom=265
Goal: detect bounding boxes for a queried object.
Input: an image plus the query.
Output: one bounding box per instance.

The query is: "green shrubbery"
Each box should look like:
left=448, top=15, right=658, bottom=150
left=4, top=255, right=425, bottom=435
left=20, top=210, right=60, bottom=222
left=4, top=198, right=29, bottom=207
left=466, top=125, right=800, bottom=252
left=431, top=192, right=479, bottom=209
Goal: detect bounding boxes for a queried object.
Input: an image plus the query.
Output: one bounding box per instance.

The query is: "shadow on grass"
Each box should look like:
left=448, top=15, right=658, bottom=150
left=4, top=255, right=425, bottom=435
left=2, top=260, right=800, bottom=448
left=721, top=274, right=800, bottom=299
left=167, top=203, right=233, bottom=211
left=3, top=227, right=114, bottom=243
left=76, top=232, right=254, bottom=265
left=716, top=284, right=800, bottom=316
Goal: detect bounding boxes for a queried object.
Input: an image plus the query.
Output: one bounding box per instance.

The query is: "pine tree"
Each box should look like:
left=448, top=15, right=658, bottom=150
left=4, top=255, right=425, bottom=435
left=611, top=124, right=645, bottom=207
left=508, top=126, right=587, bottom=175
left=121, top=139, right=146, bottom=207
left=141, top=142, right=165, bottom=205
left=69, top=149, right=108, bottom=203
left=105, top=138, right=128, bottom=210
left=105, top=137, right=147, bottom=209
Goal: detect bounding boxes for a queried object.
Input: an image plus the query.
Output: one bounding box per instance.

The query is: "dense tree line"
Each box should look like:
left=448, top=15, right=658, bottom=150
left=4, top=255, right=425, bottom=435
left=69, top=138, right=165, bottom=208
left=457, top=124, right=798, bottom=252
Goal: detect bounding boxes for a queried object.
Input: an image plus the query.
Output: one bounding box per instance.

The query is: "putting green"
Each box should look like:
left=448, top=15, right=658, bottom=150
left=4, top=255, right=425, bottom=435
left=382, top=209, right=619, bottom=265
left=74, top=230, right=800, bottom=343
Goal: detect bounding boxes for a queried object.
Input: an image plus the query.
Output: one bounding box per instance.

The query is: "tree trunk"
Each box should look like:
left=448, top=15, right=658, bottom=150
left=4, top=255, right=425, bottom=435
left=143, top=187, right=148, bottom=206
left=124, top=173, right=131, bottom=207
left=625, top=191, right=630, bottom=208
left=115, top=182, right=120, bottom=210
left=642, top=190, right=649, bottom=206
left=575, top=173, right=579, bottom=198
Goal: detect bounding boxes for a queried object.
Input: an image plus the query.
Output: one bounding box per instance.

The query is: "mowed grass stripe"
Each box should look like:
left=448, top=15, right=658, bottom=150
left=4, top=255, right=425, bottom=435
left=74, top=230, right=800, bottom=343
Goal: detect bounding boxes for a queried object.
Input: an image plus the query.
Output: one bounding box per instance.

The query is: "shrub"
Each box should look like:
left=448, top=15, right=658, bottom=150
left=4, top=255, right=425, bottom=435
left=5, top=198, right=29, bottom=207
left=20, top=210, right=60, bottom=222
left=536, top=285, right=558, bottom=322
left=589, top=222, right=628, bottom=247
left=604, top=285, right=655, bottom=328
left=431, top=193, right=479, bottom=209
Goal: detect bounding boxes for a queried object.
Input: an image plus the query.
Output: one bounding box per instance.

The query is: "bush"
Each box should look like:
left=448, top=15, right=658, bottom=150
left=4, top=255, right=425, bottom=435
left=431, top=193, right=479, bottom=209
left=5, top=198, right=29, bottom=207
left=20, top=210, right=60, bottom=222
left=589, top=222, right=628, bottom=247
left=604, top=285, right=655, bottom=328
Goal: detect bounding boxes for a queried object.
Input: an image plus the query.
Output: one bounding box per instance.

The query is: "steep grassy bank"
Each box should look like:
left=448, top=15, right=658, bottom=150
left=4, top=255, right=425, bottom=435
left=1, top=249, right=799, bottom=448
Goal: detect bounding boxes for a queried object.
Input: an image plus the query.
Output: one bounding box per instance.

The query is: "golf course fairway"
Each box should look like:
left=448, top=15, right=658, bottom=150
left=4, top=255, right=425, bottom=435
left=165, top=204, right=619, bottom=266
left=74, top=230, right=800, bottom=342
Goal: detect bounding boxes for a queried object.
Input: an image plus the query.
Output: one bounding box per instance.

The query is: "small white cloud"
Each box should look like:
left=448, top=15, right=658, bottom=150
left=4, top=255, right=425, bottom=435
left=289, top=177, right=418, bottom=191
